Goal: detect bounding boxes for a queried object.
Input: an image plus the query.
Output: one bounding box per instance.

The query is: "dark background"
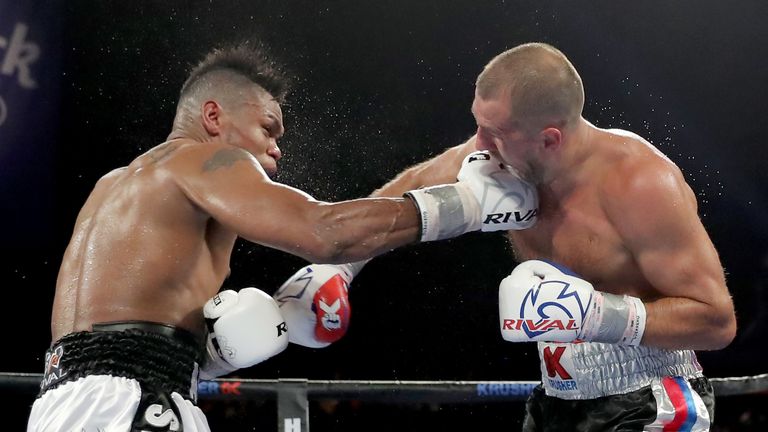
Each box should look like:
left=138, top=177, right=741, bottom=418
left=1, top=0, right=767, bottom=430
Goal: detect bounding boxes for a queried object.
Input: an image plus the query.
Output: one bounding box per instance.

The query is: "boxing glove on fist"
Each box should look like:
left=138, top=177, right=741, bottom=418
left=274, top=262, right=363, bottom=348
left=405, top=151, right=538, bottom=242
left=201, top=288, right=289, bottom=379
left=458, top=151, right=538, bottom=231
left=499, top=260, right=646, bottom=345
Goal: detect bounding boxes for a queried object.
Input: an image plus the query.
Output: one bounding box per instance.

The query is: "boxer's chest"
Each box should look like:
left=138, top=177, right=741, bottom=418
left=507, top=187, right=647, bottom=295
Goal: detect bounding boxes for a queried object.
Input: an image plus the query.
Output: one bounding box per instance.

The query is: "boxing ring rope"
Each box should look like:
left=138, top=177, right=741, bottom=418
left=3, top=372, right=767, bottom=399
left=3, top=372, right=767, bottom=430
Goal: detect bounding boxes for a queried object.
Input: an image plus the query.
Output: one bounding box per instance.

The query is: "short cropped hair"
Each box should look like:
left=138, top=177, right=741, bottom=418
left=476, top=43, right=584, bottom=130
left=179, top=42, right=290, bottom=106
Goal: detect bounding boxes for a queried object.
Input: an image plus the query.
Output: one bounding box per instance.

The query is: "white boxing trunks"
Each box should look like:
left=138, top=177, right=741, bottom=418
left=28, top=375, right=209, bottom=431
left=27, top=321, right=211, bottom=432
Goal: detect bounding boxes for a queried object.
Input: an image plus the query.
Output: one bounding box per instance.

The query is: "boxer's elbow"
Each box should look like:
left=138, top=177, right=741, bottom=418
left=712, top=314, right=737, bottom=350
left=704, top=302, right=737, bottom=350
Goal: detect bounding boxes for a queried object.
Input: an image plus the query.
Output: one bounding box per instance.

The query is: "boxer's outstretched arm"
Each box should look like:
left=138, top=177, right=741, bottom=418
left=604, top=159, right=736, bottom=350
left=173, top=143, right=419, bottom=264
left=370, top=135, right=478, bottom=197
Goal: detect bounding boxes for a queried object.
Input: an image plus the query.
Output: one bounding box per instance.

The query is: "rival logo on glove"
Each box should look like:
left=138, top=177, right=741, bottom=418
left=484, top=209, right=537, bottom=225
left=504, top=279, right=591, bottom=339
left=502, top=318, right=578, bottom=332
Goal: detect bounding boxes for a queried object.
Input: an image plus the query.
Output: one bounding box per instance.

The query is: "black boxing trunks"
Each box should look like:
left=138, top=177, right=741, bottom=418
left=28, top=321, right=211, bottom=431
left=522, top=377, right=714, bottom=431
left=522, top=341, right=714, bottom=431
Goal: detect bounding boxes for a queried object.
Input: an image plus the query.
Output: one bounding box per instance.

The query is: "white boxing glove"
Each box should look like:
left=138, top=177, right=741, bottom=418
left=457, top=151, right=538, bottom=231
left=404, top=151, right=538, bottom=242
left=201, top=288, right=289, bottom=379
left=499, top=260, right=646, bottom=345
left=273, top=260, right=367, bottom=348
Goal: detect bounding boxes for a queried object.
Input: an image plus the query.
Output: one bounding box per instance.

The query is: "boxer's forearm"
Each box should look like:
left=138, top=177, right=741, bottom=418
left=304, top=198, right=421, bottom=263
left=641, top=296, right=736, bottom=350
left=371, top=138, right=476, bottom=198
left=370, top=163, right=433, bottom=198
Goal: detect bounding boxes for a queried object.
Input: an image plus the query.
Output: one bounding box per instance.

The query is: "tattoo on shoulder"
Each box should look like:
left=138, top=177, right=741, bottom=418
left=202, top=148, right=251, bottom=172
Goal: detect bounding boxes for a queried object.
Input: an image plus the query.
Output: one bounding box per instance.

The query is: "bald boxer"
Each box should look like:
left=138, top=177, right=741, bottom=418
left=285, top=43, right=735, bottom=431
left=27, top=43, right=536, bottom=431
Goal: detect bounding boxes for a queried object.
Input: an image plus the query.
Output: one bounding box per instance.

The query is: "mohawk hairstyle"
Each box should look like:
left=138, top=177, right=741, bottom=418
left=180, top=42, right=290, bottom=103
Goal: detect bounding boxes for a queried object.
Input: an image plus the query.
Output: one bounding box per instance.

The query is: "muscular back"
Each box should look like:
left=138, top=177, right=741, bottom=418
left=52, top=140, right=236, bottom=341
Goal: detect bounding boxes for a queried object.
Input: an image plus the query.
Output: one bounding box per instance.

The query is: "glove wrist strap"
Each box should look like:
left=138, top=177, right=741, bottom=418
left=581, top=292, right=646, bottom=346
left=404, top=183, right=480, bottom=242
left=620, top=295, right=646, bottom=346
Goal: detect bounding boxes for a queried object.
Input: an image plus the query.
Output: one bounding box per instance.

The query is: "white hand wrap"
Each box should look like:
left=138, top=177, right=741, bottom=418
left=404, top=151, right=538, bottom=242
left=201, top=288, right=289, bottom=379
left=499, top=260, right=646, bottom=345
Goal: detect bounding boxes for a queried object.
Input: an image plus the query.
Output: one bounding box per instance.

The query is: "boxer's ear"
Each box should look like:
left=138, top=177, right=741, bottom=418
left=541, top=127, right=562, bottom=150
left=202, top=101, right=224, bottom=136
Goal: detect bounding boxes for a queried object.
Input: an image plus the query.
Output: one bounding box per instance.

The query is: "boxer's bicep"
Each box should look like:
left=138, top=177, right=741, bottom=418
left=610, top=169, right=725, bottom=303
left=606, top=167, right=733, bottom=322
left=371, top=136, right=477, bottom=197
left=605, top=166, right=735, bottom=347
left=173, top=145, right=319, bottom=248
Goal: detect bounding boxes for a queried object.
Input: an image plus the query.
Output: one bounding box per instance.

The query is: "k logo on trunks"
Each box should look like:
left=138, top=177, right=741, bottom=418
left=515, top=279, right=591, bottom=339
